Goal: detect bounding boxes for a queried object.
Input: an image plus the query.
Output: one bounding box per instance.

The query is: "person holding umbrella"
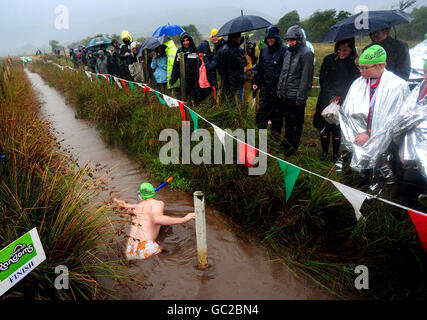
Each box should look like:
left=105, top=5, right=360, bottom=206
left=169, top=32, right=199, bottom=102
left=253, top=25, right=287, bottom=131
left=364, top=28, right=411, bottom=81
left=313, top=38, right=359, bottom=162
left=277, top=25, right=314, bottom=157
left=216, top=32, right=247, bottom=103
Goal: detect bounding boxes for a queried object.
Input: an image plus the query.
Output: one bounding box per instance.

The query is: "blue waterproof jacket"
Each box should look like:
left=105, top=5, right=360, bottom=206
left=151, top=55, right=168, bottom=84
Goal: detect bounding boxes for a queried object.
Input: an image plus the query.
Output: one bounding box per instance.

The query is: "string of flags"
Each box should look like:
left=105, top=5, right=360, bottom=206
left=50, top=62, right=427, bottom=254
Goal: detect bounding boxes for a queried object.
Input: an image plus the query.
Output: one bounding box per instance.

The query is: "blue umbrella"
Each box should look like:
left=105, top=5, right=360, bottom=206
left=153, top=23, right=186, bottom=37
left=321, top=10, right=414, bottom=42
left=86, top=37, right=113, bottom=51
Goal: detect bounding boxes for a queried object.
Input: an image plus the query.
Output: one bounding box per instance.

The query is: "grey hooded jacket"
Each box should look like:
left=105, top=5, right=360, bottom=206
left=277, top=25, right=314, bottom=104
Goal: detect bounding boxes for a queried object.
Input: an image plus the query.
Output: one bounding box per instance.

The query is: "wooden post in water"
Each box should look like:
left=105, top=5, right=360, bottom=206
left=179, top=52, right=186, bottom=99
left=193, top=191, right=208, bottom=269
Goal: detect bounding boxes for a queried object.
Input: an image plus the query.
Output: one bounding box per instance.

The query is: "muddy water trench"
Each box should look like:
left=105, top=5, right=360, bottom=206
left=25, top=68, right=333, bottom=300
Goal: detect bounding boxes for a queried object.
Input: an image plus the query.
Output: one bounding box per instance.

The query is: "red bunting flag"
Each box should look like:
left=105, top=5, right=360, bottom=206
left=408, top=210, right=427, bottom=254
left=238, top=141, right=259, bottom=168
left=120, top=80, right=129, bottom=92
left=144, top=85, right=151, bottom=94
left=178, top=101, right=187, bottom=123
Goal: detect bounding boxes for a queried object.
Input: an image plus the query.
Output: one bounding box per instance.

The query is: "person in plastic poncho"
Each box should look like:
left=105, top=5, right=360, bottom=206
left=339, top=45, right=410, bottom=184
left=395, top=60, right=427, bottom=199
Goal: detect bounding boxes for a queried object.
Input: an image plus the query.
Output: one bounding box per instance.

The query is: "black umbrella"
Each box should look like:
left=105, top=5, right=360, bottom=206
left=321, top=10, right=414, bottom=42
left=137, top=35, right=170, bottom=57
left=216, top=11, right=272, bottom=37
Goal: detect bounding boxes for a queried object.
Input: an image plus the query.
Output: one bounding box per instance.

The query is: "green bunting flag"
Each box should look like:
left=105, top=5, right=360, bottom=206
left=278, top=159, right=301, bottom=201
left=188, top=108, right=199, bottom=132
left=109, top=75, right=113, bottom=86
left=155, top=92, right=167, bottom=105
left=129, top=82, right=136, bottom=93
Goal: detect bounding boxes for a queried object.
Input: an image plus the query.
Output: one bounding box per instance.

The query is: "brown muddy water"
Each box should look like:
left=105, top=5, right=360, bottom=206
left=25, top=68, right=333, bottom=300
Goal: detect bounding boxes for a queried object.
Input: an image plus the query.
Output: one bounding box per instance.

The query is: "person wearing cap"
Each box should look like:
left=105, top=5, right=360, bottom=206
left=120, top=30, right=134, bottom=80
left=339, top=45, right=410, bottom=179
left=253, top=25, right=287, bottom=131
left=364, top=27, right=411, bottom=81
left=113, top=183, right=195, bottom=261
left=210, top=28, right=226, bottom=79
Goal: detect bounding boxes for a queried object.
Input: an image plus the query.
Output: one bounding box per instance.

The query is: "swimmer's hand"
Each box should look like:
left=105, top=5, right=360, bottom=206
left=183, top=212, right=196, bottom=223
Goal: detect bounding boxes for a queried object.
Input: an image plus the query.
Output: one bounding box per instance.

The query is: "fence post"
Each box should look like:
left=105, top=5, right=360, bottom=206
left=143, top=49, right=149, bottom=83
left=179, top=52, right=186, bottom=100
left=193, top=191, right=208, bottom=269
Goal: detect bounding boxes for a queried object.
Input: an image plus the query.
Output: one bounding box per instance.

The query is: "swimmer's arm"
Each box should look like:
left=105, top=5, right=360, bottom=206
left=113, top=198, right=139, bottom=209
left=151, top=202, right=195, bottom=226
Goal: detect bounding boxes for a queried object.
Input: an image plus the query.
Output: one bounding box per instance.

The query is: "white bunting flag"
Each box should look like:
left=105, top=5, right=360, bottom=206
left=213, top=125, right=226, bottom=148
left=163, top=95, right=180, bottom=108
left=332, top=181, right=368, bottom=220
left=114, top=77, right=123, bottom=89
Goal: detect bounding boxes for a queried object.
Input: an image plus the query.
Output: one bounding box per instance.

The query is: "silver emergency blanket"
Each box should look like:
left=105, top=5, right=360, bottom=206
left=339, top=69, right=411, bottom=171
left=393, top=81, right=427, bottom=179
left=409, top=39, right=427, bottom=80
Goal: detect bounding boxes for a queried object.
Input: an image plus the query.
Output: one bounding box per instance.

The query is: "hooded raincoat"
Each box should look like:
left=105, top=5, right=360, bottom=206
left=170, top=32, right=199, bottom=95
left=164, top=40, right=180, bottom=89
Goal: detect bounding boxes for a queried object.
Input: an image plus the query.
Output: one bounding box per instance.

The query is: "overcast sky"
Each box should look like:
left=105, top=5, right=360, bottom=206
left=1, top=0, right=426, bottom=55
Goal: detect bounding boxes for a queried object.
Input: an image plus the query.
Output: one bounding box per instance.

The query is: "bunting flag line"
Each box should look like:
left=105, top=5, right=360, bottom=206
left=144, top=85, right=151, bottom=95
left=178, top=101, right=187, bottom=123
left=188, top=108, right=199, bottom=132
left=332, top=181, right=368, bottom=220
left=120, top=80, right=129, bottom=92
left=238, top=141, right=259, bottom=168
left=154, top=91, right=167, bottom=105
left=408, top=210, right=427, bottom=254
left=163, top=95, right=179, bottom=108
left=114, top=77, right=122, bottom=89
left=278, top=159, right=301, bottom=202
left=49, top=61, right=427, bottom=246
left=213, top=125, right=226, bottom=148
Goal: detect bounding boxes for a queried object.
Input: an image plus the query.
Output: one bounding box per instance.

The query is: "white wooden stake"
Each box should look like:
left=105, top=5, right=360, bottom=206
left=194, top=191, right=208, bottom=269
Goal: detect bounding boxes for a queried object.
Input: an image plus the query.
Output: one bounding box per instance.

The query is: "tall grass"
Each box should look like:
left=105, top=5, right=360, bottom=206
left=0, top=62, right=133, bottom=300
left=28, top=56, right=427, bottom=299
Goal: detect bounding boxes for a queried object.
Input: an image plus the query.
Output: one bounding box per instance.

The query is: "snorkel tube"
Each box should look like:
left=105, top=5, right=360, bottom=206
left=137, top=177, right=173, bottom=200
left=155, top=177, right=173, bottom=192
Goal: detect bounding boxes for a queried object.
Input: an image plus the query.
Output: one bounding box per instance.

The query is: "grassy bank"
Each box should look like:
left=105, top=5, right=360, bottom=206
left=28, top=57, right=427, bottom=299
left=0, top=62, right=132, bottom=300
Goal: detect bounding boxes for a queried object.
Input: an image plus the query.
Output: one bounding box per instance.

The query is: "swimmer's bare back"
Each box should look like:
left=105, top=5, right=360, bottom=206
left=113, top=197, right=196, bottom=243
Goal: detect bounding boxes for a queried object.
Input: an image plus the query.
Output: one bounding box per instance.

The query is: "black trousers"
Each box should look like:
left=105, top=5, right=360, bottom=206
left=278, top=98, right=306, bottom=150
left=256, top=90, right=282, bottom=131
left=196, top=87, right=214, bottom=105
left=320, top=123, right=341, bottom=156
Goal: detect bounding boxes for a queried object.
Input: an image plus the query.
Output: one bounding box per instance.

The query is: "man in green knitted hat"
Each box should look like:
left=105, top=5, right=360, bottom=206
left=113, top=183, right=195, bottom=261
left=339, top=44, right=410, bottom=183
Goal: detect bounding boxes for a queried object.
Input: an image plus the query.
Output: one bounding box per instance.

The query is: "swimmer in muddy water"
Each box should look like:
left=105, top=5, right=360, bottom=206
left=113, top=182, right=195, bottom=260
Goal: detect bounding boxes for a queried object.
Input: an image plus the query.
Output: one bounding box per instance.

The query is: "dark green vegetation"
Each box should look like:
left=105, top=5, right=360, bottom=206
left=28, top=57, right=427, bottom=299
left=0, top=62, right=133, bottom=300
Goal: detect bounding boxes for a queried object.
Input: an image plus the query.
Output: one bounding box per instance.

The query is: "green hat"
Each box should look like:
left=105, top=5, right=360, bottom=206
left=359, top=45, right=387, bottom=65
left=139, top=183, right=156, bottom=199
left=424, top=59, right=427, bottom=69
